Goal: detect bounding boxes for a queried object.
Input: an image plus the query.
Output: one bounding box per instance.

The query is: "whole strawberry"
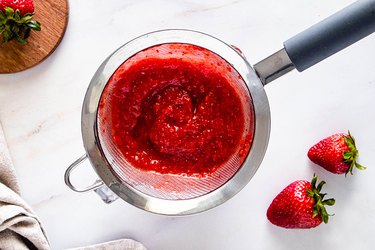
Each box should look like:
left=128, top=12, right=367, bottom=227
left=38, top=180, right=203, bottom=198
left=267, top=174, right=335, bottom=229
left=0, top=0, right=41, bottom=44
left=308, top=131, right=365, bottom=175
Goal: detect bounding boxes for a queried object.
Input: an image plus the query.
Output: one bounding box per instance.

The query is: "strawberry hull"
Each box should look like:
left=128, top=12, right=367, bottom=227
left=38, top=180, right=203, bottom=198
left=0, top=0, right=40, bottom=44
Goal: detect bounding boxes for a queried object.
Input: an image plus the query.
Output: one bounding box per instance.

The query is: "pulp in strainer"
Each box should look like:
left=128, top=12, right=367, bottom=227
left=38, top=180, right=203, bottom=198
left=97, top=43, right=255, bottom=200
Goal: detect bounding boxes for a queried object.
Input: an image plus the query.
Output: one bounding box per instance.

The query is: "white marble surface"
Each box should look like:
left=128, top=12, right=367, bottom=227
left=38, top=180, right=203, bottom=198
left=1, top=0, right=375, bottom=249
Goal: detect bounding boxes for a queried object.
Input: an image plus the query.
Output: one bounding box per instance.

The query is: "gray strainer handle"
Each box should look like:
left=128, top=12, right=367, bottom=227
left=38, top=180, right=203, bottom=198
left=64, top=154, right=104, bottom=192
left=284, top=0, right=375, bottom=72
left=254, top=0, right=375, bottom=84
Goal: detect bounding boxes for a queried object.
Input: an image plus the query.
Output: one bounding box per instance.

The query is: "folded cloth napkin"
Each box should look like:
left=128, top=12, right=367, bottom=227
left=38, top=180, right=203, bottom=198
left=67, top=239, right=147, bottom=250
left=0, top=122, right=50, bottom=250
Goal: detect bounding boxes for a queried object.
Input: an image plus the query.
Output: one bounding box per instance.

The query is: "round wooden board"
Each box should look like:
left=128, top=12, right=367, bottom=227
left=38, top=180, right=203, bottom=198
left=0, top=0, right=69, bottom=73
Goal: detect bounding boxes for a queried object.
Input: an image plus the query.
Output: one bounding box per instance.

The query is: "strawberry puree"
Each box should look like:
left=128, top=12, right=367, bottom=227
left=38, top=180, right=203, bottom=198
left=99, top=44, right=252, bottom=177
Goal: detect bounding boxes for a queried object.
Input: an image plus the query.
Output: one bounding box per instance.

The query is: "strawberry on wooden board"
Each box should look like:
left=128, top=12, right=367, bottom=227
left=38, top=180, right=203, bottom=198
left=0, top=0, right=41, bottom=44
left=308, top=131, right=366, bottom=175
left=267, top=174, right=335, bottom=229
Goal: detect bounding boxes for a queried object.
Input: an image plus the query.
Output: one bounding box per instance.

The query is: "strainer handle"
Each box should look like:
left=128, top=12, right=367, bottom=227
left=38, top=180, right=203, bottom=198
left=283, top=0, right=375, bottom=72
left=64, top=154, right=104, bottom=192
left=254, top=0, right=375, bottom=84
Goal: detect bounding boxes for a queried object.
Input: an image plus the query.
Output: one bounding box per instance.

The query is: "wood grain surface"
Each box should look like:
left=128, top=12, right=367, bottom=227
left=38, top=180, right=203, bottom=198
left=0, top=0, right=69, bottom=73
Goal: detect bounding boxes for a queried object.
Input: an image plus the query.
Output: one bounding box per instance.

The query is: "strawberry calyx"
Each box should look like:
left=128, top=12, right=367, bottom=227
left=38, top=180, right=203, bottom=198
left=306, top=174, right=335, bottom=224
left=0, top=7, right=41, bottom=44
left=343, top=131, right=366, bottom=176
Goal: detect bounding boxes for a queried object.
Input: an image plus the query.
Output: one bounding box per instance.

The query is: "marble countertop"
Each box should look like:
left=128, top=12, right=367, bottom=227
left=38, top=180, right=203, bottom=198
left=1, top=0, right=375, bottom=249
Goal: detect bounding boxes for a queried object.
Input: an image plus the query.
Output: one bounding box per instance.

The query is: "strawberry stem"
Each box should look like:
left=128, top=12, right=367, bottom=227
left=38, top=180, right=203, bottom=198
left=0, top=7, right=41, bottom=44
left=343, top=131, right=366, bottom=176
left=306, top=174, right=335, bottom=224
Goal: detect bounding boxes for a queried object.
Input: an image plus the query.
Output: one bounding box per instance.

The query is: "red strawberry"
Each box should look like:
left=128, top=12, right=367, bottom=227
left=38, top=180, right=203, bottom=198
left=308, top=131, right=365, bottom=175
left=267, top=174, right=335, bottom=229
left=0, top=0, right=41, bottom=44
left=0, top=0, right=34, bottom=15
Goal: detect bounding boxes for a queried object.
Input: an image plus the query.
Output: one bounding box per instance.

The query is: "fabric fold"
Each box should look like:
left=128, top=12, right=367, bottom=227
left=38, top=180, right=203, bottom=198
left=0, top=122, right=50, bottom=250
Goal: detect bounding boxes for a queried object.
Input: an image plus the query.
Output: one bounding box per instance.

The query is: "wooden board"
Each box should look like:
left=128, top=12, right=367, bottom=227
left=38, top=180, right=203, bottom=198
left=0, top=0, right=69, bottom=73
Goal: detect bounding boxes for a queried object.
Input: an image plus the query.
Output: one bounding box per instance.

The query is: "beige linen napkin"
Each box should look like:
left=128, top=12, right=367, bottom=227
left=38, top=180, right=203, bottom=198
left=0, top=122, right=50, bottom=250
left=67, top=239, right=147, bottom=250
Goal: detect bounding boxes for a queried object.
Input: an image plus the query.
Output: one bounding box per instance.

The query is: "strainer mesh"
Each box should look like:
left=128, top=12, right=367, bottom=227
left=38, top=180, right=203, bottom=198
left=97, top=43, right=255, bottom=200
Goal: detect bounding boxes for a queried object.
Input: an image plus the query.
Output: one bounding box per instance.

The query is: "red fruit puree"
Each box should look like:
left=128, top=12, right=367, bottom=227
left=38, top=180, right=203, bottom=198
left=99, top=43, right=253, bottom=177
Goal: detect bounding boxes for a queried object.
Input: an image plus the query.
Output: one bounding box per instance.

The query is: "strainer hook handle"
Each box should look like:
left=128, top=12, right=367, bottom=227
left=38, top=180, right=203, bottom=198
left=64, top=154, right=104, bottom=192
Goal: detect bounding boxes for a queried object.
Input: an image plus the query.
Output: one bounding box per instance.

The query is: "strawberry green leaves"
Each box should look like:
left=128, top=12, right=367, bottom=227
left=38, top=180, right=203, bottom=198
left=0, top=7, right=41, bottom=44
left=306, top=174, right=335, bottom=224
left=343, top=132, right=366, bottom=176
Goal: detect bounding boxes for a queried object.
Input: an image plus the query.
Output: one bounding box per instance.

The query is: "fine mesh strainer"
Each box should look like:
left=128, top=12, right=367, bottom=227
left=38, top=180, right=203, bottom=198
left=65, top=29, right=270, bottom=215
left=96, top=43, right=255, bottom=200
left=65, top=0, right=375, bottom=215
